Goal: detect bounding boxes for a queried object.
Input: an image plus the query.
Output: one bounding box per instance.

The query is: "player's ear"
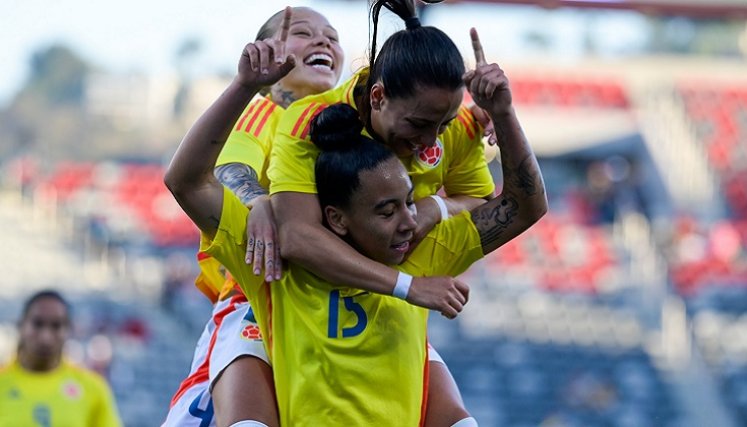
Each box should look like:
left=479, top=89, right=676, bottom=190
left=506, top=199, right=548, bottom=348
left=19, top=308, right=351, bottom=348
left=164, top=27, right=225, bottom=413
left=325, top=206, right=349, bottom=236
left=370, top=83, right=385, bottom=111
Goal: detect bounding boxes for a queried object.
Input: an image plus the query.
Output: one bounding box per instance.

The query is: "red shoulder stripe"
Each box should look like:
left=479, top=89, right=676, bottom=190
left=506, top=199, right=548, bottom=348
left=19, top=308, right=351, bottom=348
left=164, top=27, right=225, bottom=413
left=291, top=102, right=320, bottom=137
left=300, top=104, right=328, bottom=140
left=456, top=112, right=475, bottom=140
left=466, top=108, right=481, bottom=134
left=234, top=101, right=260, bottom=131
left=253, top=103, right=278, bottom=137
left=244, top=99, right=270, bottom=133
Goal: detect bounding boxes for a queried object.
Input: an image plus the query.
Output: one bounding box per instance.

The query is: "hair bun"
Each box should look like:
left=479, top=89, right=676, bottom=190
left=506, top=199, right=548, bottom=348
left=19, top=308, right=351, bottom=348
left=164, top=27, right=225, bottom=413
left=309, top=103, right=364, bottom=152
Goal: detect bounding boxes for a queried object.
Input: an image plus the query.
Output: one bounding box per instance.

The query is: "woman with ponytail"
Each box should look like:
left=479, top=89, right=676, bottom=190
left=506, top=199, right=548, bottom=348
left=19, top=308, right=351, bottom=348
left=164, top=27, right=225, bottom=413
left=169, top=97, right=545, bottom=425
left=265, top=0, right=546, bottom=425
left=167, top=1, right=547, bottom=425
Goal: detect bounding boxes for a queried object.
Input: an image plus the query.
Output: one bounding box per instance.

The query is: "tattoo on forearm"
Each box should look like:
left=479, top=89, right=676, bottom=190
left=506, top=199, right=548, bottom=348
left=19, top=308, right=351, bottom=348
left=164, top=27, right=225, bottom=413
left=471, top=195, right=519, bottom=248
left=214, top=163, right=268, bottom=205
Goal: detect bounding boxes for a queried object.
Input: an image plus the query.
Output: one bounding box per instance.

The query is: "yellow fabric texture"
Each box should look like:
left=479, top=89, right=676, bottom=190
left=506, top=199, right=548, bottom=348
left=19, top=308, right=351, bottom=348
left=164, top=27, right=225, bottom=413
left=202, top=188, right=484, bottom=426
left=0, top=360, right=122, bottom=427
left=195, top=95, right=283, bottom=302
left=268, top=68, right=495, bottom=200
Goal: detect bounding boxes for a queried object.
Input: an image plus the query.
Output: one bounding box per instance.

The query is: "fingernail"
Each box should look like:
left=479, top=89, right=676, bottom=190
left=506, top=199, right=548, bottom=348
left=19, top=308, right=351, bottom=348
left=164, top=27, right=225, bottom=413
left=261, top=68, right=268, bottom=74
left=254, top=268, right=261, bottom=275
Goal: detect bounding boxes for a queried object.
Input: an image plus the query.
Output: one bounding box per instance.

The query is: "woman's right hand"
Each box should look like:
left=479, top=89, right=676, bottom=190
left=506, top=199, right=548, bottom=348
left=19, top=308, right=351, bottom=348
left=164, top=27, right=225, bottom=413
left=236, top=6, right=296, bottom=89
left=246, top=195, right=283, bottom=282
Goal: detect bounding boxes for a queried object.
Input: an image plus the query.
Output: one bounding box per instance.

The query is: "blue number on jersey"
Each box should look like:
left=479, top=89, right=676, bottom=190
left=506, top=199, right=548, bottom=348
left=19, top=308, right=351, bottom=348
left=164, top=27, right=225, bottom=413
left=328, top=290, right=368, bottom=338
left=188, top=390, right=215, bottom=427
left=32, top=404, right=50, bottom=427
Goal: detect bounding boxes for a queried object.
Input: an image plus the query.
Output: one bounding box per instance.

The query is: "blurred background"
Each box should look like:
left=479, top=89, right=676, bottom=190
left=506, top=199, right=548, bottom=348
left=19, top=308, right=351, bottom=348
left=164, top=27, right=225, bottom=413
left=1, top=0, right=746, bottom=425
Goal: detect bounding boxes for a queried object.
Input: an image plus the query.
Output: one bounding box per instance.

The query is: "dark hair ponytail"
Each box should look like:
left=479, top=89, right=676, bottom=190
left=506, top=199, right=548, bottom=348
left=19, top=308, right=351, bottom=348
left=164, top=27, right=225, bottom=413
left=311, top=104, right=395, bottom=210
left=366, top=0, right=465, bottom=103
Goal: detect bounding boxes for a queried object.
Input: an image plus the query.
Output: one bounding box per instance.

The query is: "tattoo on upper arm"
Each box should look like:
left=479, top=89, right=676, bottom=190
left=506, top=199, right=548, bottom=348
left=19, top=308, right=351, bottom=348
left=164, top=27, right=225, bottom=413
left=214, top=163, right=268, bottom=206
left=471, top=194, right=519, bottom=249
left=208, top=215, right=220, bottom=229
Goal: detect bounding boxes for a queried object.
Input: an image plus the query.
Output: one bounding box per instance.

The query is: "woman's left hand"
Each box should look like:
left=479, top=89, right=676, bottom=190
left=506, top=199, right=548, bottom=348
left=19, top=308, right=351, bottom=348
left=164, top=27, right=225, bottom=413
left=463, top=27, right=513, bottom=118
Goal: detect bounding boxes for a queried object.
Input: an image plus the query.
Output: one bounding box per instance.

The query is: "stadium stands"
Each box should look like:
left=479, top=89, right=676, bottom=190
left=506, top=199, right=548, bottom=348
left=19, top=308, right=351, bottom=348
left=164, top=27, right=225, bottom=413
left=4, top=63, right=747, bottom=426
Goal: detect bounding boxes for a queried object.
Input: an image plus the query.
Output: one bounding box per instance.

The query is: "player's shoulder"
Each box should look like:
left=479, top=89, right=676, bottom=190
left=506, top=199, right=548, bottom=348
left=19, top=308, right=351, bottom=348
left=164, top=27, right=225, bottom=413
left=279, top=72, right=361, bottom=139
left=0, top=362, right=14, bottom=380
left=62, top=361, right=111, bottom=390
left=282, top=100, right=331, bottom=140
left=444, top=105, right=482, bottom=142
left=233, top=95, right=281, bottom=137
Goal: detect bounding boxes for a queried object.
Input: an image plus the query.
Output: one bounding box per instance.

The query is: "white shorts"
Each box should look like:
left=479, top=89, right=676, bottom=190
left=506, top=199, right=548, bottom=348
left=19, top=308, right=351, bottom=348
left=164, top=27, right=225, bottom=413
left=162, top=294, right=268, bottom=427
left=428, top=342, right=445, bottom=365
left=163, top=295, right=448, bottom=426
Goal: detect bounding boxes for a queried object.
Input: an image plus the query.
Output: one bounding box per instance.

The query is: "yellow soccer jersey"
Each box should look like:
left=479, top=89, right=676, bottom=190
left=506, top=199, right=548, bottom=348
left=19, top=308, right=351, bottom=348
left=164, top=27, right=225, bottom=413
left=216, top=94, right=282, bottom=189
left=0, top=360, right=121, bottom=427
left=196, top=95, right=283, bottom=302
left=268, top=68, right=495, bottom=200
left=202, top=188, right=484, bottom=426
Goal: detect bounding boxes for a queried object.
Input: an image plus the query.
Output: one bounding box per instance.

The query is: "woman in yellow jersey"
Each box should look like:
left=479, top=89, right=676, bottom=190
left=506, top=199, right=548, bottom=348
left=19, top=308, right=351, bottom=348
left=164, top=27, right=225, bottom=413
left=166, top=6, right=478, bottom=426
left=166, top=101, right=546, bottom=426
left=163, top=7, right=345, bottom=427
left=165, top=7, right=547, bottom=425
left=264, top=0, right=544, bottom=424
left=0, top=290, right=122, bottom=427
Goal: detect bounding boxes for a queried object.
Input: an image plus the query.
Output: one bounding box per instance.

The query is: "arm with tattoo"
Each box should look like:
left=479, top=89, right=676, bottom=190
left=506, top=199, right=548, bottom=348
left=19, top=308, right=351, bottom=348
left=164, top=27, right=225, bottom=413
left=471, top=111, right=547, bottom=254
left=463, top=27, right=548, bottom=255
left=214, top=163, right=268, bottom=207
left=165, top=31, right=296, bottom=239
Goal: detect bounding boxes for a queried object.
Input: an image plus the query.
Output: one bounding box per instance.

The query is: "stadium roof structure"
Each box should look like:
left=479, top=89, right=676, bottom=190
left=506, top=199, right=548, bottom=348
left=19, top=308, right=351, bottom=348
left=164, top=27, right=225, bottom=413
left=452, top=0, right=747, bottom=18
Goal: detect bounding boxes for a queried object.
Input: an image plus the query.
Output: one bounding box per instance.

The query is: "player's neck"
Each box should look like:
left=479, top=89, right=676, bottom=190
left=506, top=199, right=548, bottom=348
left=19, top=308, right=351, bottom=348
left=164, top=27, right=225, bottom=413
left=270, top=84, right=299, bottom=109
left=18, top=352, right=61, bottom=373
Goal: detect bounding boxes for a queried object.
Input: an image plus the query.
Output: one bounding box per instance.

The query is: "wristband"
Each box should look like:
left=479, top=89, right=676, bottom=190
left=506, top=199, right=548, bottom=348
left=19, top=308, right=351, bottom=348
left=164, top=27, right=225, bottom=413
left=430, top=195, right=449, bottom=222
left=393, top=272, right=413, bottom=300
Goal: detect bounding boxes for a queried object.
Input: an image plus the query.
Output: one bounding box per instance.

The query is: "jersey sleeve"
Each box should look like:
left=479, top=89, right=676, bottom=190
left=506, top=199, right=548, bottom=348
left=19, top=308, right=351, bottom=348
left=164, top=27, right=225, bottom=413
left=89, top=375, right=123, bottom=427
left=216, top=97, right=278, bottom=188
left=200, top=187, right=263, bottom=296
left=442, top=106, right=495, bottom=198
left=406, top=210, right=484, bottom=277
left=267, top=102, right=328, bottom=195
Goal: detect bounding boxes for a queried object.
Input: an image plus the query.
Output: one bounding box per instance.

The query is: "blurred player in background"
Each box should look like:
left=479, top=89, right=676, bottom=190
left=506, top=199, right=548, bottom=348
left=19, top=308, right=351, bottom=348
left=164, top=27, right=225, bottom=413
left=0, top=290, right=122, bottom=427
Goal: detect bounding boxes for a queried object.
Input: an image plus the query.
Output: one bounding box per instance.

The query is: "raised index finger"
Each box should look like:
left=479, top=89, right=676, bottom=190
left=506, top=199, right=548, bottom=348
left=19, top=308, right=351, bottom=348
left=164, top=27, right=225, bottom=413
left=278, top=6, right=292, bottom=43
left=470, top=27, right=486, bottom=66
